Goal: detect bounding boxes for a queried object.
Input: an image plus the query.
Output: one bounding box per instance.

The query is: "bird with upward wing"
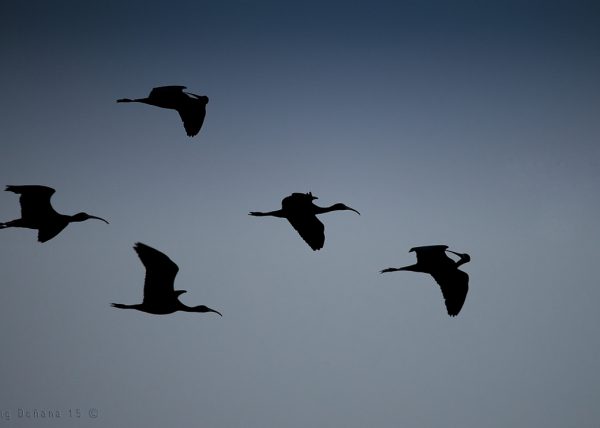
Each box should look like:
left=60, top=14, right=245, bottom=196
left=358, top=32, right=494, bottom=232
left=111, top=242, right=222, bottom=316
left=380, top=245, right=471, bottom=316
left=249, top=192, right=360, bottom=251
left=117, top=85, right=209, bottom=137
left=0, top=185, right=109, bottom=243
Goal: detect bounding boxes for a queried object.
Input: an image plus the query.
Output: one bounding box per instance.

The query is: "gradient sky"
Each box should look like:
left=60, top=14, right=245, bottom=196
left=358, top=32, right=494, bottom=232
left=1, top=1, right=599, bottom=427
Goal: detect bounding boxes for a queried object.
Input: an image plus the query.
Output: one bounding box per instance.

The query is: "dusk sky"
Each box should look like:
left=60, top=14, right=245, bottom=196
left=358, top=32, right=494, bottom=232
left=1, top=1, right=599, bottom=427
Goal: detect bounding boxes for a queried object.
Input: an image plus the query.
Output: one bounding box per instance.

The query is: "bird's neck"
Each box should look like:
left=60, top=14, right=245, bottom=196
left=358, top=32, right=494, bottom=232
left=180, top=304, right=203, bottom=313
left=314, top=204, right=340, bottom=214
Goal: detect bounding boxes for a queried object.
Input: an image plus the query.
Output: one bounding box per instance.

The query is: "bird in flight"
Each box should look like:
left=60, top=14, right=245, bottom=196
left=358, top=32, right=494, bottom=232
left=117, top=85, right=209, bottom=137
left=0, top=185, right=109, bottom=243
left=380, top=245, right=471, bottom=316
left=249, top=192, right=360, bottom=250
left=112, top=242, right=222, bottom=316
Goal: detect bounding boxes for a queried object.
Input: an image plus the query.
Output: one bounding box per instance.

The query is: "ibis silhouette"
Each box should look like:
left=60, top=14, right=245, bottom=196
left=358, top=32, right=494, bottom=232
left=380, top=245, right=471, bottom=316
left=111, top=242, right=222, bottom=316
left=117, top=85, right=208, bottom=137
left=0, top=185, right=109, bottom=243
left=249, top=192, right=360, bottom=250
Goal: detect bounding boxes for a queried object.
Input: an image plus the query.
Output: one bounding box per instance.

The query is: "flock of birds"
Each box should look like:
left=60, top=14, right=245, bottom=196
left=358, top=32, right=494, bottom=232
left=1, top=85, right=471, bottom=317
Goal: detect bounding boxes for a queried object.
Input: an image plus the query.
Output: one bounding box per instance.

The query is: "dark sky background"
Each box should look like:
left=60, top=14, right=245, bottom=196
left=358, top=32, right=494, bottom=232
left=1, top=1, right=599, bottom=427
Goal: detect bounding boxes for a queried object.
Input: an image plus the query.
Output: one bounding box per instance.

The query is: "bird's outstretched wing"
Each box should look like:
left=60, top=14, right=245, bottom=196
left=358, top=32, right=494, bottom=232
left=177, top=107, right=206, bottom=137
left=37, top=224, right=68, bottom=243
left=286, top=214, right=325, bottom=250
left=411, top=245, right=454, bottom=269
left=281, top=193, right=325, bottom=250
left=133, top=242, right=180, bottom=304
left=431, top=269, right=469, bottom=316
left=149, top=86, right=187, bottom=97
left=6, top=185, right=58, bottom=221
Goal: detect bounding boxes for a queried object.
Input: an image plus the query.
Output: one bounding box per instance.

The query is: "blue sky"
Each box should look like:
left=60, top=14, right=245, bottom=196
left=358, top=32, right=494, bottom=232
left=1, top=1, right=599, bottom=427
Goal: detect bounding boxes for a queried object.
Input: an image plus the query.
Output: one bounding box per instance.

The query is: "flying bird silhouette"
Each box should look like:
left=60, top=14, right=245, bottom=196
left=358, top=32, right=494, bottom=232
left=0, top=185, right=109, bottom=243
left=111, top=242, right=222, bottom=316
left=117, top=85, right=208, bottom=137
left=380, top=245, right=471, bottom=316
left=249, top=192, right=360, bottom=250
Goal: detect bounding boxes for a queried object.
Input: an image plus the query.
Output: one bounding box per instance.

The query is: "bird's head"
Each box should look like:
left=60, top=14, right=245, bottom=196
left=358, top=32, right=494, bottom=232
left=71, top=212, right=110, bottom=224
left=331, top=203, right=360, bottom=215
left=188, top=305, right=222, bottom=316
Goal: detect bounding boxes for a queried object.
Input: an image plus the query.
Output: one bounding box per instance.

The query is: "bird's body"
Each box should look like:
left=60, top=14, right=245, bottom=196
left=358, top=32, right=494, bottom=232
left=111, top=243, right=222, bottom=316
left=117, top=85, right=209, bottom=137
left=0, top=185, right=109, bottom=242
left=380, top=245, right=470, bottom=316
left=249, top=192, right=360, bottom=250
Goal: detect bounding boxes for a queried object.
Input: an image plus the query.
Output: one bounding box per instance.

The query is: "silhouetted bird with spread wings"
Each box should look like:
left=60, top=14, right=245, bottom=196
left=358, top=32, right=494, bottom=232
left=117, top=86, right=208, bottom=137
left=249, top=192, right=360, bottom=250
left=0, top=185, right=109, bottom=243
left=380, top=245, right=471, bottom=316
left=111, top=242, right=222, bottom=316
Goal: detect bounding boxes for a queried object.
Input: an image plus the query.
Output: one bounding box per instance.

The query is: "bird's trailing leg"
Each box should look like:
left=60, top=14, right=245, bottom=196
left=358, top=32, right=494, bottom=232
left=248, top=210, right=286, bottom=217
left=116, top=98, right=143, bottom=103
left=111, top=303, right=139, bottom=310
left=380, top=264, right=416, bottom=274
left=0, top=219, right=24, bottom=229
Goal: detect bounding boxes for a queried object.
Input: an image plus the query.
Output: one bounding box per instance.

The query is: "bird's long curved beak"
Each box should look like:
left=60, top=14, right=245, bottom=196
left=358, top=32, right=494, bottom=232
left=90, top=215, right=110, bottom=224
left=210, top=308, right=223, bottom=316
left=446, top=250, right=461, bottom=256
left=349, top=207, right=360, bottom=215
